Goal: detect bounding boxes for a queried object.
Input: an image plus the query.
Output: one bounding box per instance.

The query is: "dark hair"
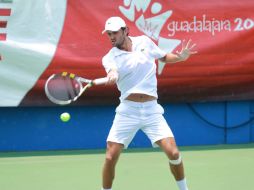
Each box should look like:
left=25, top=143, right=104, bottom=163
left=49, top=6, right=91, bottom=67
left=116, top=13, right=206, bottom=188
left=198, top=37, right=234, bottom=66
left=121, top=27, right=129, bottom=36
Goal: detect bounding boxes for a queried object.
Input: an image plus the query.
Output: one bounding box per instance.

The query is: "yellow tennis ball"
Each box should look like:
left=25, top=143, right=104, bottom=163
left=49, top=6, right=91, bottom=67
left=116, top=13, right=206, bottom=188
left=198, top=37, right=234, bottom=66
left=60, top=112, right=71, bottom=122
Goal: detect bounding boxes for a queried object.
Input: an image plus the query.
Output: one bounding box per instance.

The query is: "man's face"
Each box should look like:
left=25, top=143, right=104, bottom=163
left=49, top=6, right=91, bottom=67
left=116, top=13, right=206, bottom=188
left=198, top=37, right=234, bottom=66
left=106, top=29, right=126, bottom=49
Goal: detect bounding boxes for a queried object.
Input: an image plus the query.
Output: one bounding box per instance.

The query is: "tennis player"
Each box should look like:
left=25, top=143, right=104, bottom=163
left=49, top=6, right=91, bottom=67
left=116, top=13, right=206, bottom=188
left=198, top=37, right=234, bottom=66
left=101, top=16, right=197, bottom=190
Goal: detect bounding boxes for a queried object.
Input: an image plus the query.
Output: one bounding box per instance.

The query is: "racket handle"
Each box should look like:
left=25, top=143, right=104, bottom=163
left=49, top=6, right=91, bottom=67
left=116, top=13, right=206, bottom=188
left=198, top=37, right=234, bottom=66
left=93, top=77, right=108, bottom=85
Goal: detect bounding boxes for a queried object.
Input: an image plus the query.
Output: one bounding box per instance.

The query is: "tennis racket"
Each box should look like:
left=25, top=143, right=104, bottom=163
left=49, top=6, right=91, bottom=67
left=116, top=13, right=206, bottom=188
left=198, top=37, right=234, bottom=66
left=44, top=72, right=108, bottom=105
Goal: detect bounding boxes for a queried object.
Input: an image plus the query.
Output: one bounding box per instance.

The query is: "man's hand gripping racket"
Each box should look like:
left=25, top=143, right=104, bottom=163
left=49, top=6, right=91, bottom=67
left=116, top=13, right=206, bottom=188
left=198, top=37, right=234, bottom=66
left=45, top=72, right=108, bottom=105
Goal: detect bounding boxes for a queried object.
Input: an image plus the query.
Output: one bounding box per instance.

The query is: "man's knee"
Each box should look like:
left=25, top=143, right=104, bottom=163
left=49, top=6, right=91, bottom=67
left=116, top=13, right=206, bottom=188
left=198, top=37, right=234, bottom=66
left=170, top=149, right=180, bottom=160
left=166, top=148, right=182, bottom=165
left=104, top=142, right=123, bottom=164
left=105, top=152, right=119, bottom=163
left=163, top=143, right=180, bottom=160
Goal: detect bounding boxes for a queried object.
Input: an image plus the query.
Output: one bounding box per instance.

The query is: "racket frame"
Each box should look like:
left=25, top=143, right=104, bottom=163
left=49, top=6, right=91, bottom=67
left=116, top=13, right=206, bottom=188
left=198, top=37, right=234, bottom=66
left=45, top=73, right=107, bottom=105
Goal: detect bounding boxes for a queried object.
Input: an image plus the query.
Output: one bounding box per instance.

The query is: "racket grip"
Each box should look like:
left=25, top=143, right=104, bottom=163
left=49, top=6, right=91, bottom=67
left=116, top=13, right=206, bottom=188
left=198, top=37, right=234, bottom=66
left=93, top=77, right=108, bottom=85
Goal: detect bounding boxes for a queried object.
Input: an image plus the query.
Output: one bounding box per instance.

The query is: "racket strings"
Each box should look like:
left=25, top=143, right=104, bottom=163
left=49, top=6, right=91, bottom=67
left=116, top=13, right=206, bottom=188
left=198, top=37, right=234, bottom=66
left=64, top=76, right=80, bottom=100
left=46, top=74, right=81, bottom=103
left=45, top=72, right=96, bottom=105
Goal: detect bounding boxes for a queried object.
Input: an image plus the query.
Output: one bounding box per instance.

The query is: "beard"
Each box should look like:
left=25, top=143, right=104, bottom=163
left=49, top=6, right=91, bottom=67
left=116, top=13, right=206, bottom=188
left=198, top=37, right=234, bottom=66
left=114, top=36, right=126, bottom=49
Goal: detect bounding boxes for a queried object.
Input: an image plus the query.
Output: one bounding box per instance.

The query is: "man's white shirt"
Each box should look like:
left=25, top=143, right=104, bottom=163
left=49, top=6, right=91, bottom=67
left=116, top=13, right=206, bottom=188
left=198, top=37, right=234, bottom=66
left=102, top=35, right=166, bottom=102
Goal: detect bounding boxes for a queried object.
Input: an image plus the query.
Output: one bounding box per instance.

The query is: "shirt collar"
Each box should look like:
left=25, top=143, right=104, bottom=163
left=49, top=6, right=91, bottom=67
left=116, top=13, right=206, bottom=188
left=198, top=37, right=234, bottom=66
left=110, top=36, right=135, bottom=57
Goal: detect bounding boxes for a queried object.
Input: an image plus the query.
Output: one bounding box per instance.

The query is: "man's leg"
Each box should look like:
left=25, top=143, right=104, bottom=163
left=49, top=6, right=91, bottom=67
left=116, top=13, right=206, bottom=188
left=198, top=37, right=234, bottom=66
left=102, top=141, right=124, bottom=190
left=156, top=137, right=189, bottom=190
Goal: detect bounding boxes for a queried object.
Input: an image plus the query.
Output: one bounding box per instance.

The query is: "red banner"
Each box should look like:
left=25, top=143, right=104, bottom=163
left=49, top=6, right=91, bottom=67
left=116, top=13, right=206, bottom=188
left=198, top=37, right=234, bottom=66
left=2, top=0, right=254, bottom=106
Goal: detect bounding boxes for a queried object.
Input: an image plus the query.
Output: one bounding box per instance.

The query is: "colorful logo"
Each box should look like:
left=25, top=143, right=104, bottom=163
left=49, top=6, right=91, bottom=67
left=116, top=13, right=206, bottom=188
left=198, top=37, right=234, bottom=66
left=119, top=0, right=254, bottom=74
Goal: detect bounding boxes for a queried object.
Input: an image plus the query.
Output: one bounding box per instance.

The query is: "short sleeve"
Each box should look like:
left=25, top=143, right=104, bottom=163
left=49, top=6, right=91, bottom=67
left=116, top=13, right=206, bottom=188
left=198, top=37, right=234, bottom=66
left=143, top=35, right=166, bottom=59
left=102, top=53, right=118, bottom=73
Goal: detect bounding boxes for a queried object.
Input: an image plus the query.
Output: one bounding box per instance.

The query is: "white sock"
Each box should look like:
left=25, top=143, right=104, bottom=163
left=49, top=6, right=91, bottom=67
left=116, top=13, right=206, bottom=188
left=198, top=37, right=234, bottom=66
left=176, top=178, right=189, bottom=190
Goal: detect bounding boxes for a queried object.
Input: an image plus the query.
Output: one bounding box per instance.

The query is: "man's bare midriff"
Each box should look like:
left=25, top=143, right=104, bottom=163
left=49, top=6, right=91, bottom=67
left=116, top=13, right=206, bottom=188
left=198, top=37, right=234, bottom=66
left=125, top=93, right=157, bottom=102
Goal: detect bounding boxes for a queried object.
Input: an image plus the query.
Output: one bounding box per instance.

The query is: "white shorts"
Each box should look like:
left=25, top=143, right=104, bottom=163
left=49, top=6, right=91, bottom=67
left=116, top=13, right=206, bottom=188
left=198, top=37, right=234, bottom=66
left=107, top=100, right=174, bottom=148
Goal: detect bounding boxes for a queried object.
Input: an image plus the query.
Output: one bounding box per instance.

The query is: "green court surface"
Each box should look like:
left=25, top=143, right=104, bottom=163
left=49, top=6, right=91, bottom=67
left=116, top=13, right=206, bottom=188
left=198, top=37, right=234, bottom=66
left=0, top=144, right=253, bottom=190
